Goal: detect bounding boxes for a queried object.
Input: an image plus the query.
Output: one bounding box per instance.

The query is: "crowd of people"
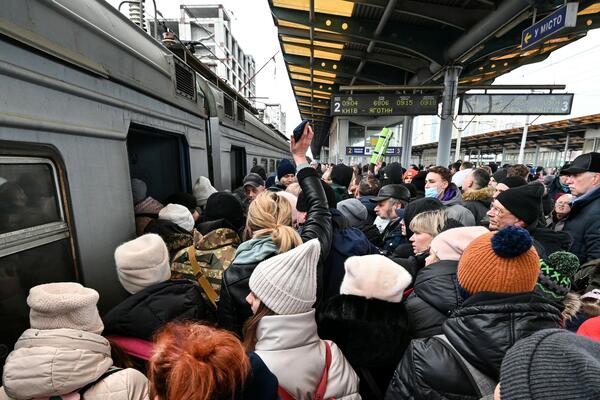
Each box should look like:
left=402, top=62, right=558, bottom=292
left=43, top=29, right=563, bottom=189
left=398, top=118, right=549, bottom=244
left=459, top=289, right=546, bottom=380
left=2, top=123, right=600, bottom=400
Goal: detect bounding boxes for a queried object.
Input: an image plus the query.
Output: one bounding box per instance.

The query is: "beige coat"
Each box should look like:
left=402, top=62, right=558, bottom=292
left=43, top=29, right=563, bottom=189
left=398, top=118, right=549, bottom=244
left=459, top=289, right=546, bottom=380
left=0, top=328, right=148, bottom=400
left=254, top=310, right=361, bottom=400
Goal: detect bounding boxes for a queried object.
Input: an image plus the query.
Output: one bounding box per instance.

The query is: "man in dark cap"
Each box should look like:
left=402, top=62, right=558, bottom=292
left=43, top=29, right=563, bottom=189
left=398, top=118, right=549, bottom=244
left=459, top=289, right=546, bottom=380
left=273, top=159, right=296, bottom=191
left=242, top=173, right=265, bottom=202
left=488, top=184, right=571, bottom=257
left=329, top=164, right=353, bottom=203
left=546, top=162, right=572, bottom=201
left=371, top=184, right=411, bottom=254
left=563, top=152, right=600, bottom=263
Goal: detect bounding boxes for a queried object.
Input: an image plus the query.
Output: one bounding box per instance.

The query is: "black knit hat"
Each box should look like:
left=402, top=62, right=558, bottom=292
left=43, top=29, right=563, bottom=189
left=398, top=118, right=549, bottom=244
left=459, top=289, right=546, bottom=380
left=403, top=197, right=444, bottom=239
left=496, top=183, right=543, bottom=225
left=492, top=169, right=508, bottom=184
left=385, top=162, right=404, bottom=184
left=204, top=192, right=245, bottom=231
left=296, top=180, right=337, bottom=212
left=250, top=165, right=267, bottom=181
left=535, top=251, right=580, bottom=301
left=411, top=170, right=428, bottom=194
left=330, top=164, right=353, bottom=188
left=165, top=192, right=198, bottom=212
left=501, top=175, right=527, bottom=188
left=277, top=159, right=296, bottom=180
left=500, top=329, right=600, bottom=399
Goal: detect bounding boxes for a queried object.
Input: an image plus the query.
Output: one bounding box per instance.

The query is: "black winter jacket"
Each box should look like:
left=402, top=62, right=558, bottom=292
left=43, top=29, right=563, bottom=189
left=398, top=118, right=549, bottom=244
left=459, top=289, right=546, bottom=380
left=405, top=260, right=461, bottom=339
left=527, top=222, right=572, bottom=258
left=318, top=295, right=410, bottom=398
left=386, top=292, right=562, bottom=400
left=461, top=187, right=494, bottom=226
left=356, top=221, right=384, bottom=248
left=103, top=280, right=215, bottom=340
left=564, top=186, right=600, bottom=263
left=218, top=167, right=332, bottom=336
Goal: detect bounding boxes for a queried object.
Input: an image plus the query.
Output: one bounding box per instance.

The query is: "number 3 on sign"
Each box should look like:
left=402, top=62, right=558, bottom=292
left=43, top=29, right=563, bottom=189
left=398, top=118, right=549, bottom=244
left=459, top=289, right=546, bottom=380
left=334, top=102, right=341, bottom=112
left=561, top=101, right=569, bottom=112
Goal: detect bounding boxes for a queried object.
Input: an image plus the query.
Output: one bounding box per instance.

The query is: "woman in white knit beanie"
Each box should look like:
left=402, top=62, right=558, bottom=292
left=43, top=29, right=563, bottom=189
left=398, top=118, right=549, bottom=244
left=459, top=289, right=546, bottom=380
left=242, top=239, right=361, bottom=400
left=0, top=282, right=149, bottom=400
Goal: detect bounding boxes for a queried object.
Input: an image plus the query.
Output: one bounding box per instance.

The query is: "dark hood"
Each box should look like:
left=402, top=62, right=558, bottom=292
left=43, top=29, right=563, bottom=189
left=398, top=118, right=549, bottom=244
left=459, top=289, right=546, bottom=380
left=331, top=209, right=374, bottom=257
left=196, top=218, right=238, bottom=236
left=443, top=291, right=562, bottom=379
left=413, top=260, right=460, bottom=315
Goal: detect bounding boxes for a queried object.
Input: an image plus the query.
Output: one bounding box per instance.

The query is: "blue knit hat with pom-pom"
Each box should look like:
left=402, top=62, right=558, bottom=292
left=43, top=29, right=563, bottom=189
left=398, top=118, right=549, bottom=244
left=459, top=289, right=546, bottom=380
left=458, top=226, right=540, bottom=295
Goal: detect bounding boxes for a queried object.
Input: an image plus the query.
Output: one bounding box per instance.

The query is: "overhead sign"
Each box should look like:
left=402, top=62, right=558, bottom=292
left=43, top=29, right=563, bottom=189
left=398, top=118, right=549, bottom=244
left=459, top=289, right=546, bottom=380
left=352, top=147, right=402, bottom=156
left=521, top=3, right=578, bottom=50
left=458, top=93, right=574, bottom=115
left=346, top=147, right=365, bottom=155
left=331, top=94, right=438, bottom=116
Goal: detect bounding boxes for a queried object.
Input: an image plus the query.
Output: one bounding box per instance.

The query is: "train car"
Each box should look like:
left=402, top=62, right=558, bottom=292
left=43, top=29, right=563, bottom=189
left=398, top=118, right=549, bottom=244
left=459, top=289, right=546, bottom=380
left=0, top=0, right=289, bottom=366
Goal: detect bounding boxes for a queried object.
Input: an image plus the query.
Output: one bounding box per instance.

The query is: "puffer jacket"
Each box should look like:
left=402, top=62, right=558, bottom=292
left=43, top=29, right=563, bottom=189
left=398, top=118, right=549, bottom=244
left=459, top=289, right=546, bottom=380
left=564, top=185, right=600, bottom=264
left=254, top=310, right=361, bottom=400
left=386, top=292, right=562, bottom=400
left=103, top=280, right=214, bottom=341
left=404, top=260, right=461, bottom=338
left=218, top=166, right=333, bottom=336
left=440, top=184, right=476, bottom=227
left=381, top=219, right=404, bottom=254
left=0, top=329, right=148, bottom=400
left=462, top=187, right=493, bottom=226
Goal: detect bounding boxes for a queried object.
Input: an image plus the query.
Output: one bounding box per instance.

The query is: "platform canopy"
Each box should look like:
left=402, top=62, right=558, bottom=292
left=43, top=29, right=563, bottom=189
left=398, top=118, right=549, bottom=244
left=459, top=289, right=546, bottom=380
left=267, top=0, right=600, bottom=156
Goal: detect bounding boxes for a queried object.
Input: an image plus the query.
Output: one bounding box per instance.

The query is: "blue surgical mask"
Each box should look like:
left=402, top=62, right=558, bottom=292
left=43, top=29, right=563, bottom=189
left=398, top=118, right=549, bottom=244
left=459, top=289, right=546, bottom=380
left=424, top=187, right=439, bottom=198
left=560, top=182, right=570, bottom=192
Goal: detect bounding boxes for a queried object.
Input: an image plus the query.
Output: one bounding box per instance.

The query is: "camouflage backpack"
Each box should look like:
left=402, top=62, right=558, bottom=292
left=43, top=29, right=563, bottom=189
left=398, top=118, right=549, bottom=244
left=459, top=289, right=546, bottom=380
left=171, top=228, right=241, bottom=306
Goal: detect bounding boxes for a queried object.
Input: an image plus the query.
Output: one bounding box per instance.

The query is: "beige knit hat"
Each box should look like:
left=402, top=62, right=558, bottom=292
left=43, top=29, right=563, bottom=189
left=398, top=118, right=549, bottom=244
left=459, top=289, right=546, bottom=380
left=429, top=226, right=489, bottom=261
left=114, top=233, right=171, bottom=294
left=27, top=282, right=104, bottom=334
left=159, top=203, right=194, bottom=232
left=249, top=239, right=320, bottom=315
left=341, top=255, right=412, bottom=302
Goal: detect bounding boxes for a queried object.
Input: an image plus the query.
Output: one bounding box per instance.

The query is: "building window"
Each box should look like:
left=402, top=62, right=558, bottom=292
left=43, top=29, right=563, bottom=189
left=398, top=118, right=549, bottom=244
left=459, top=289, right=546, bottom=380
left=237, top=103, right=245, bottom=125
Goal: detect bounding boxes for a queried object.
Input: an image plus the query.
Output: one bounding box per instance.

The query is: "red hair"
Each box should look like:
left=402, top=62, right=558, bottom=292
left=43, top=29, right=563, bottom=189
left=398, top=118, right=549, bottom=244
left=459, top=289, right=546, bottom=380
left=148, top=322, right=251, bottom=400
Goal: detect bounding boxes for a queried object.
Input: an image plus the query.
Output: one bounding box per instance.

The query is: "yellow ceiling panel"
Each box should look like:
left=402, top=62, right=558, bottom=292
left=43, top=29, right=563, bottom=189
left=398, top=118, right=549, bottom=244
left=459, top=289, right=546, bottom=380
left=288, top=65, right=337, bottom=78
left=290, top=73, right=336, bottom=84
left=272, top=0, right=354, bottom=17
left=298, top=101, right=330, bottom=109
left=579, top=3, right=600, bottom=15
left=278, top=19, right=339, bottom=34
left=294, top=85, right=331, bottom=96
left=283, top=43, right=342, bottom=60
left=281, top=36, right=344, bottom=49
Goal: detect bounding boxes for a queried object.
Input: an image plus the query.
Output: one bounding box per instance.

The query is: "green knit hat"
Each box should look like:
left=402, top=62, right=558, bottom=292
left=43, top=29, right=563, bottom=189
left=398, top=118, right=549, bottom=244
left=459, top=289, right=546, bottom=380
left=535, top=251, right=580, bottom=301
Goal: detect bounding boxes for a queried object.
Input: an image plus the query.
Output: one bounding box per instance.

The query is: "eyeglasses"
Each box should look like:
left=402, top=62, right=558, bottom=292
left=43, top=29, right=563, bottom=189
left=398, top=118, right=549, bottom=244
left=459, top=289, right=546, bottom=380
left=556, top=202, right=571, bottom=207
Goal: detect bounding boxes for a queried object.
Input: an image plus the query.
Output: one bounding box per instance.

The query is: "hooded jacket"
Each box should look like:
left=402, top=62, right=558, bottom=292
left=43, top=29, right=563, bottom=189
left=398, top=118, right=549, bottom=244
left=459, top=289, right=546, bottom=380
left=404, top=260, right=462, bottom=339
left=143, top=219, right=193, bottom=259
left=103, top=280, right=214, bottom=341
left=564, top=185, right=600, bottom=264
left=386, top=292, right=562, bottom=400
left=323, top=209, right=380, bottom=300
left=134, top=197, right=164, bottom=236
left=440, top=184, right=476, bottom=227
left=0, top=329, right=148, bottom=400
left=219, top=166, right=333, bottom=336
left=254, top=310, right=360, bottom=400
left=462, top=187, right=494, bottom=226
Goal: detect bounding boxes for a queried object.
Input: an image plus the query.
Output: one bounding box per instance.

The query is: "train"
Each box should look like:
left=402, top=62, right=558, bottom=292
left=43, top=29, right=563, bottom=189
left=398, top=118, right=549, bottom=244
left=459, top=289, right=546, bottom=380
left=0, top=0, right=290, bottom=365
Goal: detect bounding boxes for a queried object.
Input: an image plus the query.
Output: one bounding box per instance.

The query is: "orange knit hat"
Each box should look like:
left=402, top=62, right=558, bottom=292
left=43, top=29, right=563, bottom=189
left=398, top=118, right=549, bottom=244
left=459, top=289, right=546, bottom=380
left=458, top=226, right=540, bottom=295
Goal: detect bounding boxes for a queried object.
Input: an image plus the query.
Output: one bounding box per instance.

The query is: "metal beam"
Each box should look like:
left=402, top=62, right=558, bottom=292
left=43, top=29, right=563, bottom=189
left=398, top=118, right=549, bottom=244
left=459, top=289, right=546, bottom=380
left=338, top=84, right=567, bottom=91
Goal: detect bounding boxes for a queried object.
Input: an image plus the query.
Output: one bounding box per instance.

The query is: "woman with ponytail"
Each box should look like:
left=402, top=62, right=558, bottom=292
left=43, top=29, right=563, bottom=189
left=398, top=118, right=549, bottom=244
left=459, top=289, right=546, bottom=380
left=219, top=123, right=332, bottom=337
left=148, top=321, right=278, bottom=400
left=218, top=191, right=303, bottom=336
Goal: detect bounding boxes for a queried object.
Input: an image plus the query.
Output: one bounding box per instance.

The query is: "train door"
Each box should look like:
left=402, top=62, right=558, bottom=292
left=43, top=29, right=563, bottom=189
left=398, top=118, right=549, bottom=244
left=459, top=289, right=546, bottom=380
left=127, top=125, right=191, bottom=203
left=0, top=141, right=79, bottom=373
left=229, top=145, right=246, bottom=191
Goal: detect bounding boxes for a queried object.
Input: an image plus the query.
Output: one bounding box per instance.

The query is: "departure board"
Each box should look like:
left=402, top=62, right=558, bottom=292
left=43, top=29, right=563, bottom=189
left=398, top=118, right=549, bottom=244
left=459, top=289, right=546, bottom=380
left=459, top=94, right=574, bottom=115
left=330, top=94, right=439, bottom=116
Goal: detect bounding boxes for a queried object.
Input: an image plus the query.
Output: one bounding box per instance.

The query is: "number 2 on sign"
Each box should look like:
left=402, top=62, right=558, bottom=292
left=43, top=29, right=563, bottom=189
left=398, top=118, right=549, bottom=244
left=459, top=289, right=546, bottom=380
left=334, top=102, right=341, bottom=112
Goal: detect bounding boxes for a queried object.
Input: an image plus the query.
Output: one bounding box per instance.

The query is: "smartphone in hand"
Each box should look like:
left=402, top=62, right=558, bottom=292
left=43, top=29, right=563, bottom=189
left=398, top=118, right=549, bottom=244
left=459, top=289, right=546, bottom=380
left=293, top=120, right=310, bottom=143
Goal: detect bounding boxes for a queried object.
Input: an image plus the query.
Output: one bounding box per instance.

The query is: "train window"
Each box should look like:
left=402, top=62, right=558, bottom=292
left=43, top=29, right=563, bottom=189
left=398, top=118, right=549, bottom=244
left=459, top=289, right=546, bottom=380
left=0, top=153, right=78, bottom=373
left=224, top=95, right=234, bottom=119
left=269, top=159, right=275, bottom=173
left=252, top=158, right=258, bottom=166
left=237, top=103, right=245, bottom=125
left=260, top=158, right=268, bottom=172
left=0, top=160, right=62, bottom=235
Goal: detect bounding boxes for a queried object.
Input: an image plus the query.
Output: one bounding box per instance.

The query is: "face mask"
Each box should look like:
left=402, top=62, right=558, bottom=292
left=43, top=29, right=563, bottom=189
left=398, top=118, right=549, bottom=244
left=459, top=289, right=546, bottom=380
left=560, top=182, right=570, bottom=191
left=424, top=187, right=439, bottom=198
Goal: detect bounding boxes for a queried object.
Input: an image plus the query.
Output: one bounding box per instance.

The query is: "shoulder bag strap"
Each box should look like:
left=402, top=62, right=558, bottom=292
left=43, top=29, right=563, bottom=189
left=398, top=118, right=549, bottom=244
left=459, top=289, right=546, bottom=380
left=187, top=246, right=218, bottom=308
left=313, top=341, right=333, bottom=400
left=277, top=386, right=296, bottom=400
left=432, top=335, right=496, bottom=398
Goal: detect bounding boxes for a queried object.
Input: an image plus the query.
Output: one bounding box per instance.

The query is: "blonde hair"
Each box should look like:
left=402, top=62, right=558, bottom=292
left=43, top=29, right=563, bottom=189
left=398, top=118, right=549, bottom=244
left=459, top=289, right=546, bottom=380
left=409, top=209, right=447, bottom=238
left=246, top=191, right=302, bottom=253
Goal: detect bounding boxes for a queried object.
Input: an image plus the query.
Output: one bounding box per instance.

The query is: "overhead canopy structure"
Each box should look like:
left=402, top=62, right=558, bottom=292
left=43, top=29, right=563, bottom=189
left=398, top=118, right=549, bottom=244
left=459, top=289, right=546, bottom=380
left=412, top=113, right=600, bottom=155
left=267, top=0, right=600, bottom=156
